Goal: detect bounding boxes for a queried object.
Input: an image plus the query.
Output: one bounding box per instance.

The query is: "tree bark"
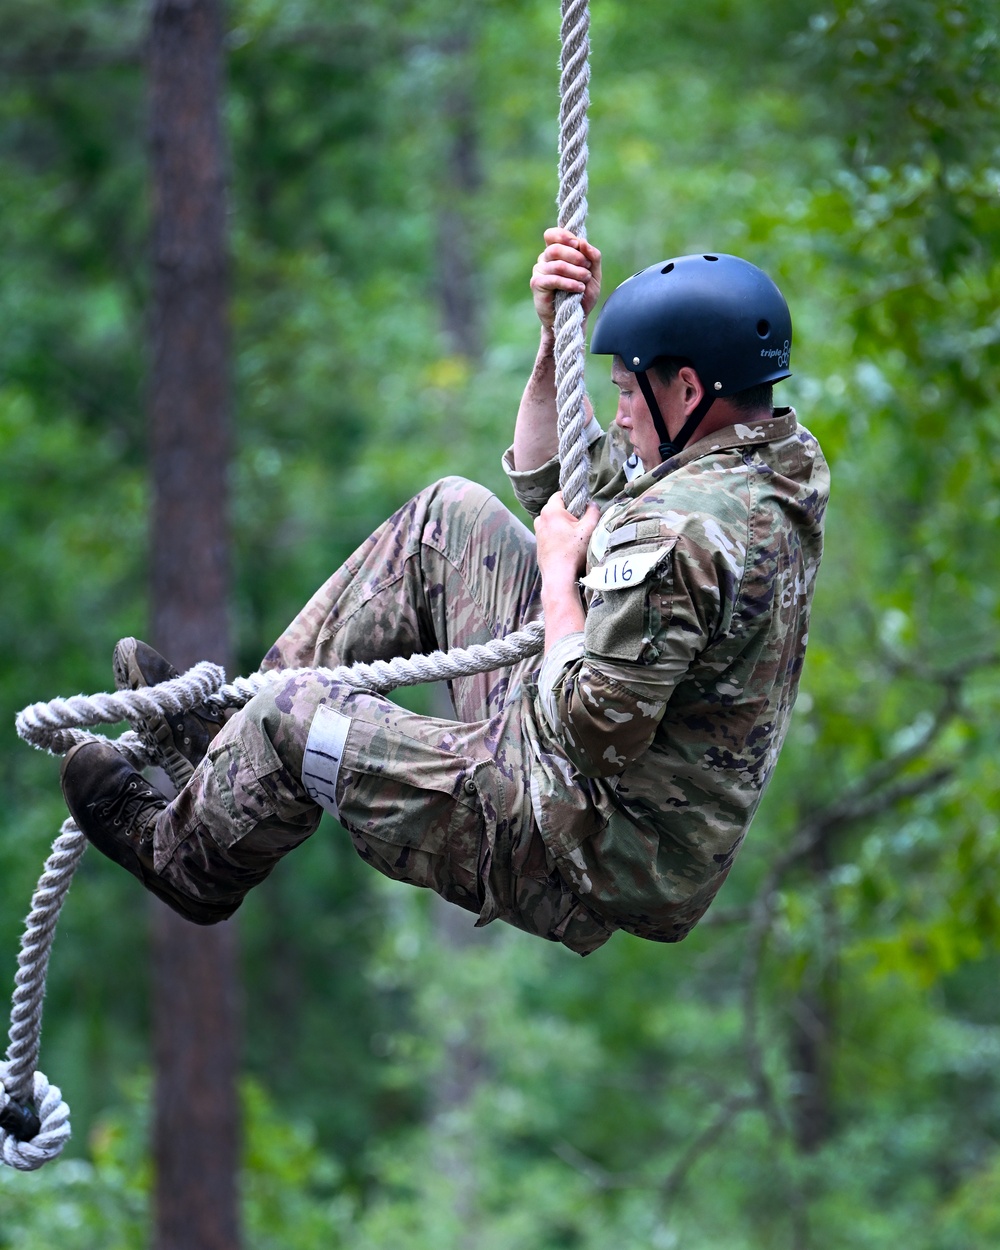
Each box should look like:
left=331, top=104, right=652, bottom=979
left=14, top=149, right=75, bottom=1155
left=788, top=845, right=836, bottom=1154
left=427, top=25, right=486, bottom=1230
left=148, top=3, right=241, bottom=1248
left=434, top=29, right=482, bottom=362
left=428, top=894, right=489, bottom=1247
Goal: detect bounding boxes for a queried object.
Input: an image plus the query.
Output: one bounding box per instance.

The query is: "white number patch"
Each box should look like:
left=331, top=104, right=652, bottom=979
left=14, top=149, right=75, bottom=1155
left=580, top=545, right=672, bottom=591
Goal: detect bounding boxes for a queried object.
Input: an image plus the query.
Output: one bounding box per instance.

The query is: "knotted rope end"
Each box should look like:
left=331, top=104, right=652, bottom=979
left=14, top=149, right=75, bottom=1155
left=0, top=1065, right=71, bottom=1171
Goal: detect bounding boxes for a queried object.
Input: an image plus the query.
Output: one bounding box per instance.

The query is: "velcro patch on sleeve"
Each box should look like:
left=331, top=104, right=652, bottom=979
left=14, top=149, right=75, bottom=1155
left=580, top=544, right=673, bottom=592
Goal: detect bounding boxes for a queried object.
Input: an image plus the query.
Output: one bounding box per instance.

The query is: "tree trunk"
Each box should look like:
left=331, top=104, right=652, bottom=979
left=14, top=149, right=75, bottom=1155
left=434, top=27, right=482, bottom=362
left=148, top=3, right=241, bottom=1248
left=427, top=24, right=487, bottom=1234
left=428, top=894, right=490, bottom=1249
left=788, top=845, right=836, bottom=1154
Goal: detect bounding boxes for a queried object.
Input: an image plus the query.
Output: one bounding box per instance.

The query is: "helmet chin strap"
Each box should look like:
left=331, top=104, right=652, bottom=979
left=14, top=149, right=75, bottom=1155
left=635, top=370, right=716, bottom=463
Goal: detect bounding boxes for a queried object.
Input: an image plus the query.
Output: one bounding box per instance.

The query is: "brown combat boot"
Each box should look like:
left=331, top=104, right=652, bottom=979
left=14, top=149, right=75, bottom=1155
left=60, top=740, right=228, bottom=925
left=113, top=637, right=227, bottom=785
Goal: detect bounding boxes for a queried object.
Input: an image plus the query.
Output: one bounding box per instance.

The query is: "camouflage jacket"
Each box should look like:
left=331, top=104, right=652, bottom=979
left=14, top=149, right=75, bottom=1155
left=503, top=408, right=829, bottom=943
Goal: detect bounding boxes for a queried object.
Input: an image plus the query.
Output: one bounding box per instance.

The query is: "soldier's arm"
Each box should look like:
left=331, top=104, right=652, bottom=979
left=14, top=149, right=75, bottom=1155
left=534, top=490, right=601, bottom=650
left=513, top=229, right=602, bottom=472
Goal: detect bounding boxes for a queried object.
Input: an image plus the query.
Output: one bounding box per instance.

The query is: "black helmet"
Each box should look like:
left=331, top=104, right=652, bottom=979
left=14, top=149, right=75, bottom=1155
left=590, top=253, right=791, bottom=461
left=590, top=252, right=791, bottom=392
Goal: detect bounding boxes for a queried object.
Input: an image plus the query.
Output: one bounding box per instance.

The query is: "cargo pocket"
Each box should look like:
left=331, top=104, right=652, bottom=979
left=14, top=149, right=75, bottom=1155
left=328, top=716, right=493, bottom=919
left=152, top=718, right=298, bottom=873
left=336, top=719, right=481, bottom=856
left=191, top=725, right=301, bottom=855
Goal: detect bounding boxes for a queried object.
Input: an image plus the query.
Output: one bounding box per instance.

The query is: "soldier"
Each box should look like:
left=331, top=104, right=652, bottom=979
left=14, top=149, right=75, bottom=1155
left=60, top=229, right=829, bottom=956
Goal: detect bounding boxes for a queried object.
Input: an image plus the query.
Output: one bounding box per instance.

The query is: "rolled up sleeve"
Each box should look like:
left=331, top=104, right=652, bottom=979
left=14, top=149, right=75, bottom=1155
left=502, top=417, right=606, bottom=518
left=542, top=658, right=668, bottom=777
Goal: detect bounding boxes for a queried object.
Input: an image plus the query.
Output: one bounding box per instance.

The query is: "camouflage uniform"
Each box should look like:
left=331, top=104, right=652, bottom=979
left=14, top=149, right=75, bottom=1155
left=505, top=407, right=828, bottom=941
left=150, top=410, right=827, bottom=955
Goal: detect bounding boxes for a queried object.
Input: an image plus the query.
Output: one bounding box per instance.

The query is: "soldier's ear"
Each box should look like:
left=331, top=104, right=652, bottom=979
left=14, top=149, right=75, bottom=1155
left=677, top=366, right=704, bottom=413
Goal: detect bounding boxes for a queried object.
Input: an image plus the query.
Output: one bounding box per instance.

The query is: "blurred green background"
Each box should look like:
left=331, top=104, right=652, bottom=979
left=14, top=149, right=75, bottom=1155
left=2, top=1, right=1000, bottom=1246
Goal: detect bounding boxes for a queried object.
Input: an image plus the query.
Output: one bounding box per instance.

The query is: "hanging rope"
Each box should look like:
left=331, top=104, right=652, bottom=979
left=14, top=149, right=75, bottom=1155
left=554, top=0, right=591, bottom=517
left=0, top=0, right=592, bottom=1171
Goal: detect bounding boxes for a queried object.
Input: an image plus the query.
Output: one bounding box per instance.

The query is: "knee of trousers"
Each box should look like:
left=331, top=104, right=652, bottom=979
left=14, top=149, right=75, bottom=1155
left=412, top=476, right=527, bottom=567
left=417, top=475, right=499, bottom=521
left=241, top=671, right=358, bottom=779
left=183, top=672, right=358, bottom=850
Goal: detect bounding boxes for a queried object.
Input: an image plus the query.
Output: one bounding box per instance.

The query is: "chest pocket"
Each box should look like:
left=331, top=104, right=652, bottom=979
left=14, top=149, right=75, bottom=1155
left=581, top=542, right=675, bottom=664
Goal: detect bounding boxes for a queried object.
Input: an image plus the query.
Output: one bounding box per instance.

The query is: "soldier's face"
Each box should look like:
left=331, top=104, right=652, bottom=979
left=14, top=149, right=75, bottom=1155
left=610, top=359, right=678, bottom=470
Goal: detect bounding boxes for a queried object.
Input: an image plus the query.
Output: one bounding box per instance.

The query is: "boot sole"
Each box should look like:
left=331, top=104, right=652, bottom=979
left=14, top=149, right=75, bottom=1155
left=112, top=637, right=195, bottom=789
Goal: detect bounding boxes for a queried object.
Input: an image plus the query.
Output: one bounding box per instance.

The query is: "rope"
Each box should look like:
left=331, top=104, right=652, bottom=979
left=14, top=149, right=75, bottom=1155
left=0, top=827, right=82, bottom=1171
left=1, top=0, right=593, bottom=1171
left=554, top=0, right=591, bottom=519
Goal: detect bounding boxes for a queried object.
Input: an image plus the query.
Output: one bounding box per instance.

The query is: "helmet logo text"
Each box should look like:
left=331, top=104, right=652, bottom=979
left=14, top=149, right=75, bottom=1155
left=761, top=340, right=790, bottom=369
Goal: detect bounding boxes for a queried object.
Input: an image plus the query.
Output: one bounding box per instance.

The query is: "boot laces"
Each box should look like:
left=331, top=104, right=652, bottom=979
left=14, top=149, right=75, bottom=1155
left=89, top=776, right=160, bottom=835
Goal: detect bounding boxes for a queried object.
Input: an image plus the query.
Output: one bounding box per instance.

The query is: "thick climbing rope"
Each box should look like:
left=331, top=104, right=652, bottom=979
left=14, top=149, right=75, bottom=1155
left=553, top=0, right=591, bottom=516
left=0, top=0, right=591, bottom=1171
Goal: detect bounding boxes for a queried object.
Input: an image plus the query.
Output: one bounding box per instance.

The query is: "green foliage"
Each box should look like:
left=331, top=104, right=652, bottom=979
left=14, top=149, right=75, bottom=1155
left=2, top=0, right=1000, bottom=1246
left=0, top=1075, right=149, bottom=1250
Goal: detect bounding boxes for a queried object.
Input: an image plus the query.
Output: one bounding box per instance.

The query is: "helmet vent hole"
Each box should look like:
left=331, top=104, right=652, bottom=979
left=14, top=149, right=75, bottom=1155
left=661, top=262, right=675, bottom=274
left=703, top=254, right=719, bottom=262
left=757, top=319, right=770, bottom=338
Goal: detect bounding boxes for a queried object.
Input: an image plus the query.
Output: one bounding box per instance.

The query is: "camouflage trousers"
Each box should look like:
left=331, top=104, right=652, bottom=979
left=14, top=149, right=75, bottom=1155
left=155, top=477, right=612, bottom=955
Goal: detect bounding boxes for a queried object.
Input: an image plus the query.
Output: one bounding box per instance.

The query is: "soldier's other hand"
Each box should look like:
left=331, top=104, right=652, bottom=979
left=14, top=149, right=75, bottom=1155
left=530, top=228, right=602, bottom=331
left=534, top=494, right=601, bottom=590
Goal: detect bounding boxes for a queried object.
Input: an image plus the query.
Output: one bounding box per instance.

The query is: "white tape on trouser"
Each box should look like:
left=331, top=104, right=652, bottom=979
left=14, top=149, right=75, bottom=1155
left=301, top=705, right=353, bottom=821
